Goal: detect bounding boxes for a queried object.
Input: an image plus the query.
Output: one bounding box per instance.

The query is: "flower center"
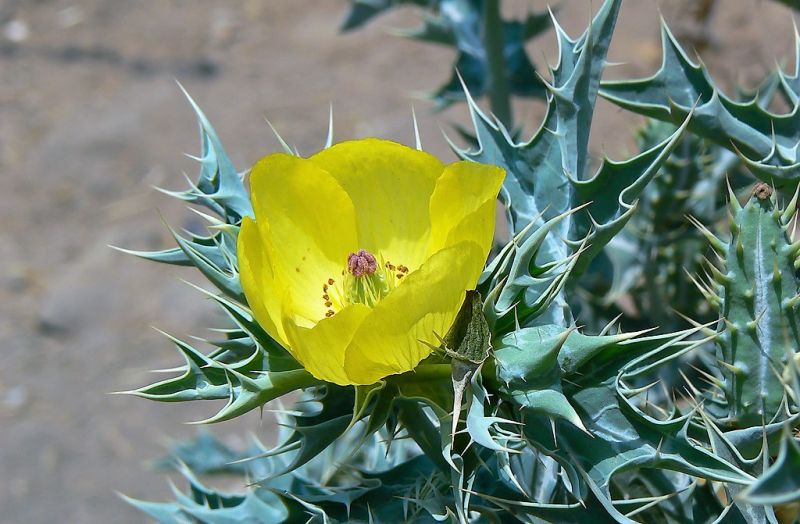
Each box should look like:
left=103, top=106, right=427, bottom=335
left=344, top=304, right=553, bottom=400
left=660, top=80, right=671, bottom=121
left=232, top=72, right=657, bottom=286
left=321, top=249, right=409, bottom=317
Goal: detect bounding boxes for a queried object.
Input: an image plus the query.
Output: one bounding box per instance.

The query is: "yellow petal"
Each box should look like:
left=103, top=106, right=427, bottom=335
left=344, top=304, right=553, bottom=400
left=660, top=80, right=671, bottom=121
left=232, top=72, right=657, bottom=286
left=249, top=153, right=359, bottom=324
left=343, top=241, right=485, bottom=385
left=428, top=161, right=505, bottom=257
left=283, top=304, right=371, bottom=385
left=238, top=216, right=288, bottom=346
left=309, top=139, right=443, bottom=272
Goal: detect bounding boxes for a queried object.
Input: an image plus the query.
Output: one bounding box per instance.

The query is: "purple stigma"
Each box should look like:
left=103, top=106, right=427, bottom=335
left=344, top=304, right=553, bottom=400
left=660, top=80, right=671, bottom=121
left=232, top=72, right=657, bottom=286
left=347, top=249, right=378, bottom=277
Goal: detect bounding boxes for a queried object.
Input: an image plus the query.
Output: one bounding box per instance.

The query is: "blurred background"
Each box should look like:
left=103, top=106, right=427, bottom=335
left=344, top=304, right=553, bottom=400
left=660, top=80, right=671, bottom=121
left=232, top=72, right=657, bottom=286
left=0, top=1, right=797, bottom=522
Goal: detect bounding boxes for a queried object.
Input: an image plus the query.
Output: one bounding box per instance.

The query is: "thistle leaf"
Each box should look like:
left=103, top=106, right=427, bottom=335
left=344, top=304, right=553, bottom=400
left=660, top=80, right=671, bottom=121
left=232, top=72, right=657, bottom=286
left=600, top=20, right=800, bottom=186
left=454, top=0, right=688, bottom=305
left=741, top=433, right=800, bottom=505
left=339, top=0, right=429, bottom=32
left=171, top=85, right=253, bottom=223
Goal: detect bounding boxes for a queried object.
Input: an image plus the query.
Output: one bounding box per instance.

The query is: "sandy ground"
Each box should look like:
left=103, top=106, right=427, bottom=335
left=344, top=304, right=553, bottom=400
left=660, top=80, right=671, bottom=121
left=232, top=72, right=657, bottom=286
left=0, top=1, right=796, bottom=522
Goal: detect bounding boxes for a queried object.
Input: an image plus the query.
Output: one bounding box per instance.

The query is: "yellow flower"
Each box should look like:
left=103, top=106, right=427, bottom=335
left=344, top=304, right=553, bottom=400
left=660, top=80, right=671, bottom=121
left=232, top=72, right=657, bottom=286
left=238, top=138, right=504, bottom=385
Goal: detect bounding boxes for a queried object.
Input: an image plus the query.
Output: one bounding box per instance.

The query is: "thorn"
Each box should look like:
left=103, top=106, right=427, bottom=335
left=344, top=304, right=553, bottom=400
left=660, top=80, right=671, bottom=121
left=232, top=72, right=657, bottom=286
left=654, top=437, right=664, bottom=460
left=690, top=363, right=724, bottom=389
left=411, top=106, right=422, bottom=150
left=723, top=318, right=739, bottom=337
left=718, top=360, right=742, bottom=375
left=598, top=313, right=623, bottom=336
left=773, top=260, right=782, bottom=285
left=325, top=104, right=334, bottom=149
left=746, top=317, right=759, bottom=333
left=679, top=370, right=702, bottom=397
left=703, top=257, right=731, bottom=285
left=686, top=214, right=727, bottom=253
left=264, top=117, right=294, bottom=155
left=784, top=293, right=800, bottom=310
left=729, top=209, right=740, bottom=235
left=673, top=309, right=718, bottom=337
left=684, top=269, right=722, bottom=310
left=727, top=177, right=742, bottom=213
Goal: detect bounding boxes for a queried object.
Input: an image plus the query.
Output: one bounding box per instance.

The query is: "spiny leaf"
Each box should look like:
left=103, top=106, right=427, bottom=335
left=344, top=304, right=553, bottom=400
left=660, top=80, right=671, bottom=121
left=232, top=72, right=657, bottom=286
left=169, top=225, right=243, bottom=302
left=125, top=330, right=317, bottom=423
left=600, top=20, right=800, bottom=186
left=482, top=205, right=587, bottom=332
left=493, top=323, right=656, bottom=430
left=465, top=369, right=519, bottom=452
left=547, top=0, right=620, bottom=181
left=152, top=431, right=250, bottom=475
left=454, top=0, right=688, bottom=310
left=181, top=281, right=298, bottom=372
left=170, top=84, right=253, bottom=223
left=112, top=229, right=232, bottom=269
left=339, top=0, right=429, bottom=32
left=123, top=467, right=305, bottom=523
left=513, top=324, right=752, bottom=514
left=192, top=366, right=320, bottom=424
left=741, top=433, right=800, bottom=505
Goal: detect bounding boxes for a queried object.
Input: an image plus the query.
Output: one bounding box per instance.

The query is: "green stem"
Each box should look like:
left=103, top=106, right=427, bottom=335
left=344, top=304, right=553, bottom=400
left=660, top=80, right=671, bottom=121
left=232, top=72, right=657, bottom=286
left=482, top=0, right=512, bottom=128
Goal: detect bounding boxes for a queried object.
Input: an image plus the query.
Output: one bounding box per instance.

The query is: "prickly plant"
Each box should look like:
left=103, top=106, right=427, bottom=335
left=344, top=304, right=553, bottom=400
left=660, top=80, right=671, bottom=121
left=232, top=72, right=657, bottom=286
left=118, top=1, right=800, bottom=522
left=690, top=184, right=800, bottom=429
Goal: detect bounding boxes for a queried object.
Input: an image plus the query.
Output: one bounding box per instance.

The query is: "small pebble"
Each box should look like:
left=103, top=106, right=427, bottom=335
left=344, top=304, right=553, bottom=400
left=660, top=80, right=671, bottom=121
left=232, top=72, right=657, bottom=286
left=3, top=20, right=29, bottom=43
left=57, top=6, right=84, bottom=28
left=3, top=385, right=28, bottom=410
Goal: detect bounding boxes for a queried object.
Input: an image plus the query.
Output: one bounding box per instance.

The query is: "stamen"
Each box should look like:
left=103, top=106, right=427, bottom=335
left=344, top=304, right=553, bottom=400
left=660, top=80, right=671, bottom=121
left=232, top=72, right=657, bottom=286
left=321, top=251, right=410, bottom=316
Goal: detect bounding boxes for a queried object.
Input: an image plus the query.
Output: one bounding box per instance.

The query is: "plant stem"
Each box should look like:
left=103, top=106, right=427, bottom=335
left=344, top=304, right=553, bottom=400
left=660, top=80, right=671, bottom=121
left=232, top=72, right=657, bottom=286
left=482, top=0, right=512, bottom=128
